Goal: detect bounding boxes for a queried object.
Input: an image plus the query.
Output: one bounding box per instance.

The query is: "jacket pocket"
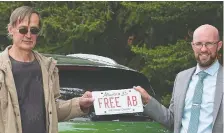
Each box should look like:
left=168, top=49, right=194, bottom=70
left=0, top=85, right=8, bottom=110
left=0, top=96, right=5, bottom=133
left=0, top=110, right=5, bottom=133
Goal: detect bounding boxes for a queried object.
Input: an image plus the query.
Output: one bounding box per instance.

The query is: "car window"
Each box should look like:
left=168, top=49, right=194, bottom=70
left=59, top=67, right=153, bottom=99
left=58, top=67, right=153, bottom=121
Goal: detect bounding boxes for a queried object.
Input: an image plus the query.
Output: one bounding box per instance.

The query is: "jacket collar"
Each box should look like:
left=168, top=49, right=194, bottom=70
left=0, top=45, right=13, bottom=72
left=0, top=45, right=57, bottom=73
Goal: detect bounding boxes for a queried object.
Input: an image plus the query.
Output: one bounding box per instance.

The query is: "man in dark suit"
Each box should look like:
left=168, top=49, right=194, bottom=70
left=135, top=24, right=223, bottom=133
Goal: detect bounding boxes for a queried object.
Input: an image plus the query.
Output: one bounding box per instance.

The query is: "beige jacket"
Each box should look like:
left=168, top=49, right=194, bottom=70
left=0, top=46, right=86, bottom=133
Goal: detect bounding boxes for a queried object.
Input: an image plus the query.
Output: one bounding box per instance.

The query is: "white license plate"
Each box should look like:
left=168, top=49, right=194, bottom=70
left=92, top=89, right=143, bottom=115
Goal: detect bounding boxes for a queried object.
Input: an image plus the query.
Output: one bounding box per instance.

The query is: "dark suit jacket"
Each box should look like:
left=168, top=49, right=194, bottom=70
left=143, top=65, right=223, bottom=133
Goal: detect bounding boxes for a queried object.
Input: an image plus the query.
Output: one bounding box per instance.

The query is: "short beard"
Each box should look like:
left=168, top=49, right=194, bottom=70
left=195, top=51, right=217, bottom=67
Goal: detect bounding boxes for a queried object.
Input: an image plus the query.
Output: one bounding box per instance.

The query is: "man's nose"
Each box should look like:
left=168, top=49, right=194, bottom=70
left=25, top=30, right=31, bottom=38
left=200, top=44, right=208, bottom=52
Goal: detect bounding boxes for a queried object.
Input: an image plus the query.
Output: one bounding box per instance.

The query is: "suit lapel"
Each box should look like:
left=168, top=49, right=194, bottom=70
left=176, top=67, right=196, bottom=129
left=212, top=65, right=223, bottom=125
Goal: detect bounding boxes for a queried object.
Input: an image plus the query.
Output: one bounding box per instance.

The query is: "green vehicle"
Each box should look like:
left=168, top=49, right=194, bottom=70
left=45, top=53, right=169, bottom=133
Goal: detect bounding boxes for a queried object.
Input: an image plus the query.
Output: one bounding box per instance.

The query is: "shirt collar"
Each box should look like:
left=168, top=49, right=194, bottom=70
left=194, top=60, right=220, bottom=76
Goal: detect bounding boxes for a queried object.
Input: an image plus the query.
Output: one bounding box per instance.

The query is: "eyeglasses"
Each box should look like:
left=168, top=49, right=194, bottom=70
left=192, top=41, right=219, bottom=49
left=18, top=26, right=40, bottom=35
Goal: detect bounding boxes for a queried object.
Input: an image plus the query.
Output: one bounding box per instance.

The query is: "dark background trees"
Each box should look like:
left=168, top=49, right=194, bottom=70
left=0, top=1, right=222, bottom=102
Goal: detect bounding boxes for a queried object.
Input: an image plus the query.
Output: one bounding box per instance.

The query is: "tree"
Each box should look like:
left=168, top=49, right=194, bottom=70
left=117, top=1, right=223, bottom=48
left=132, top=40, right=195, bottom=98
left=0, top=1, right=222, bottom=99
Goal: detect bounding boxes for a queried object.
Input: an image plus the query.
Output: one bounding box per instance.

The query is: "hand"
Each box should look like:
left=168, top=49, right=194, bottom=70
left=134, top=86, right=151, bottom=106
left=79, top=91, right=94, bottom=111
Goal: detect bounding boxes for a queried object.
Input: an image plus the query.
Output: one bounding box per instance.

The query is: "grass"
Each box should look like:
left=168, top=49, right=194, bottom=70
left=59, top=121, right=171, bottom=133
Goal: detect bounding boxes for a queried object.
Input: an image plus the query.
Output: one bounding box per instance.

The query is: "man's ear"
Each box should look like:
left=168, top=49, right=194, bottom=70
left=8, top=25, right=13, bottom=35
left=217, top=41, right=223, bottom=51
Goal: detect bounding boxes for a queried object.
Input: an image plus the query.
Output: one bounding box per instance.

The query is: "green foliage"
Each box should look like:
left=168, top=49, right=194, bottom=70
left=117, top=1, right=223, bottom=48
left=161, top=94, right=172, bottom=108
left=0, top=1, right=222, bottom=99
left=132, top=40, right=195, bottom=97
left=0, top=1, right=222, bottom=54
left=34, top=1, right=112, bottom=54
left=0, top=2, right=24, bottom=34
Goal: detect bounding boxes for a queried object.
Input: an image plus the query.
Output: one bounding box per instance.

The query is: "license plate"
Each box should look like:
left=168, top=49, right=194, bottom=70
left=92, top=89, right=143, bottom=115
